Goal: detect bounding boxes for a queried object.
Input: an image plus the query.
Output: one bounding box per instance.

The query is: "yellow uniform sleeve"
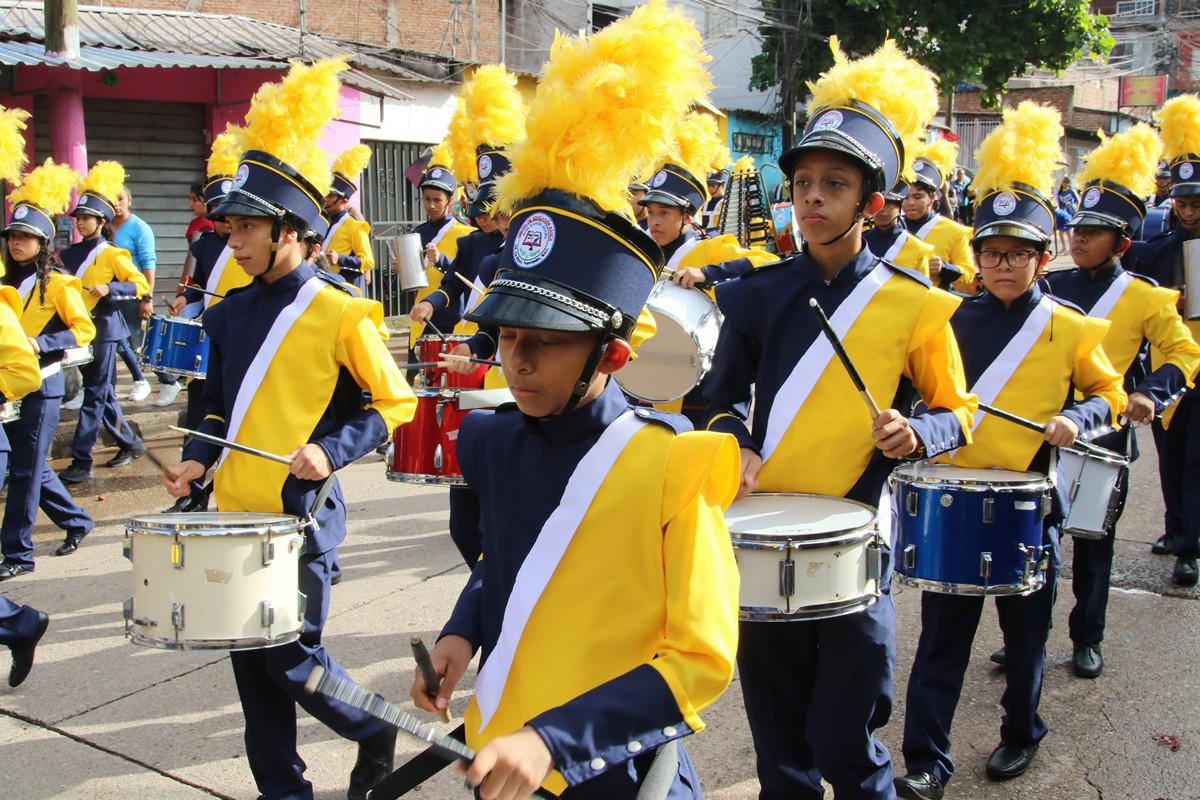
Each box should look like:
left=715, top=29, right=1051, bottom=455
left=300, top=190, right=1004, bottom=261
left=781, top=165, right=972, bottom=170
left=904, top=288, right=977, bottom=444
left=0, top=294, right=42, bottom=401
left=53, top=276, right=97, bottom=347
left=1144, top=286, right=1200, bottom=389
left=112, top=249, right=152, bottom=296
left=947, top=228, right=977, bottom=293
left=352, top=220, right=375, bottom=272
left=1075, top=316, right=1127, bottom=423
left=335, top=297, right=417, bottom=434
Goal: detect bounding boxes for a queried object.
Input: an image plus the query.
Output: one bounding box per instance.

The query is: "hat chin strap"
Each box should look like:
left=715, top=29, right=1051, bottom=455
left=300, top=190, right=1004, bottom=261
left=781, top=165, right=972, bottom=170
left=819, top=196, right=869, bottom=246
left=559, top=338, right=610, bottom=416
left=265, top=218, right=283, bottom=275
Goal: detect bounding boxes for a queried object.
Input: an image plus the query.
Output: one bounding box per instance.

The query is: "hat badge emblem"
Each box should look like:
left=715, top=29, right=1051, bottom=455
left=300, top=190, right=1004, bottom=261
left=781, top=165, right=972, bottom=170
left=651, top=170, right=668, bottom=188
left=992, top=192, right=1018, bottom=217
left=512, top=212, right=556, bottom=269
left=232, top=164, right=250, bottom=189
left=1181, top=162, right=1195, bottom=181
left=478, top=155, right=493, bottom=179
left=12, top=205, right=28, bottom=220
left=814, top=110, right=844, bottom=130
left=1082, top=187, right=1102, bottom=208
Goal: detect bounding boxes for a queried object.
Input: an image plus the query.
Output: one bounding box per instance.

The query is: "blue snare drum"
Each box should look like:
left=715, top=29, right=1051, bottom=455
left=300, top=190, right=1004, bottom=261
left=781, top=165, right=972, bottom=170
left=1137, top=206, right=1170, bottom=241
left=889, top=463, right=1051, bottom=595
left=141, top=316, right=209, bottom=379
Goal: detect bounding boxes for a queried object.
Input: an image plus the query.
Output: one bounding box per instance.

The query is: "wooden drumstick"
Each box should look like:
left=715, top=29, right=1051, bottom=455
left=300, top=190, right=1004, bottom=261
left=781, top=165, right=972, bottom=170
left=411, top=636, right=451, bottom=722
left=439, top=353, right=498, bottom=367
left=177, top=283, right=225, bottom=300
left=168, top=426, right=293, bottom=465
left=978, top=403, right=1112, bottom=458
left=808, top=298, right=881, bottom=419
left=450, top=271, right=478, bottom=293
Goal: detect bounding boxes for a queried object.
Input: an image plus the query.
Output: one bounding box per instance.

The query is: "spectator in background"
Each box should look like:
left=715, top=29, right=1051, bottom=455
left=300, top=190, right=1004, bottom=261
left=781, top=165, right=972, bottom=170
left=112, top=189, right=181, bottom=407
left=1055, top=177, right=1080, bottom=253
left=178, top=184, right=214, bottom=290
left=952, top=168, right=973, bottom=225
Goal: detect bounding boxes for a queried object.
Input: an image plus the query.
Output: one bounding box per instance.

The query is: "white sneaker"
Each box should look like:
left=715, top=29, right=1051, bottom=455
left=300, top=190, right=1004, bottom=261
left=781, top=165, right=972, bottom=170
left=153, top=381, right=183, bottom=407
left=128, top=380, right=152, bottom=402
left=61, top=393, right=84, bottom=411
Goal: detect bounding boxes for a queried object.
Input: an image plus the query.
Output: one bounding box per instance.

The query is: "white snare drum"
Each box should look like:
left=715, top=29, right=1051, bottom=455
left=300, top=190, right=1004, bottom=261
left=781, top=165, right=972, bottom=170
left=1184, top=239, right=1200, bottom=320
left=62, top=345, right=93, bottom=368
left=123, top=512, right=307, bottom=651
left=726, top=493, right=882, bottom=622
left=1058, top=446, right=1128, bottom=540
left=0, top=400, right=19, bottom=423
left=615, top=280, right=721, bottom=403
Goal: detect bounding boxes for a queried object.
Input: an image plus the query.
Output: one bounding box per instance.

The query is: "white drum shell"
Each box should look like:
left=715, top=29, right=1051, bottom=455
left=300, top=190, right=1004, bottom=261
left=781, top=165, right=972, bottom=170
left=0, top=400, right=18, bottom=424
left=616, top=281, right=722, bottom=403
left=1059, top=448, right=1127, bottom=540
left=125, top=513, right=306, bottom=650
left=726, top=493, right=882, bottom=622
left=393, top=233, right=429, bottom=291
left=62, top=345, right=94, bottom=368
left=1184, top=239, right=1200, bottom=321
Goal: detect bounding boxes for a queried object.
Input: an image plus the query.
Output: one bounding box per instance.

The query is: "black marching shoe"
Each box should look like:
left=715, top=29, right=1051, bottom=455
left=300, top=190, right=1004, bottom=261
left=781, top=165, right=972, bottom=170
left=58, top=462, right=92, bottom=484
left=1151, top=534, right=1177, bottom=555
left=986, top=741, right=1038, bottom=780
left=104, top=445, right=143, bottom=468
left=0, top=562, right=33, bottom=581
left=1173, top=557, right=1199, bottom=586
left=54, top=536, right=84, bottom=556
left=1073, top=644, right=1103, bottom=678
left=895, top=771, right=945, bottom=800
left=8, top=611, right=49, bottom=687
left=347, top=727, right=397, bottom=800
left=990, top=647, right=1007, bottom=667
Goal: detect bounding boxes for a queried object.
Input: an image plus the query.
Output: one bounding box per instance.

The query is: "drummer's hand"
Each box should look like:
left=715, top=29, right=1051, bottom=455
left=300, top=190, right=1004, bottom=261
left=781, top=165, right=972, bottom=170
left=443, top=343, right=475, bottom=374
left=167, top=295, right=187, bottom=316
left=462, top=727, right=554, bottom=800
left=928, top=255, right=942, bottom=276
left=327, top=249, right=340, bottom=266
left=160, top=460, right=205, bottom=496
left=410, top=300, right=434, bottom=323
left=411, top=634, right=472, bottom=715
left=873, top=408, right=919, bottom=458
left=287, top=444, right=332, bottom=481
left=1043, top=415, right=1080, bottom=447
left=139, top=297, right=154, bottom=319
left=26, top=336, right=40, bottom=354
left=1124, top=392, right=1155, bottom=425
left=672, top=267, right=707, bottom=289
left=423, top=243, right=439, bottom=263
left=737, top=448, right=762, bottom=501
left=364, top=271, right=372, bottom=287
left=88, top=284, right=110, bottom=298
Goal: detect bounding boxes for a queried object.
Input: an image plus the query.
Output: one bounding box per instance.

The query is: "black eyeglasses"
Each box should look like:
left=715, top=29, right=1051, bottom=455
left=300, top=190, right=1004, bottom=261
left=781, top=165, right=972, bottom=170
left=977, top=249, right=1039, bottom=270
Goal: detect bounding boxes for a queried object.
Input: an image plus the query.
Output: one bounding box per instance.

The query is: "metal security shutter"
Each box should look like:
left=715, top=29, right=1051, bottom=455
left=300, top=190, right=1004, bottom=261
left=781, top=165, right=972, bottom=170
left=360, top=139, right=430, bottom=317
left=34, top=97, right=206, bottom=304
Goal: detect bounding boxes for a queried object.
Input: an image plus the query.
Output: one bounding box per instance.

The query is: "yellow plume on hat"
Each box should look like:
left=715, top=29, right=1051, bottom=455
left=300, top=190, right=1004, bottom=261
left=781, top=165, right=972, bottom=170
left=671, top=111, right=729, bottom=182
left=333, top=144, right=372, bottom=179
left=1156, top=94, right=1200, bottom=163
left=496, top=0, right=712, bottom=213
left=1077, top=123, right=1163, bottom=198
left=430, top=140, right=454, bottom=171
left=240, top=57, right=347, bottom=196
left=807, top=37, right=939, bottom=180
left=733, top=155, right=757, bottom=174
left=446, top=92, right=475, bottom=184
left=465, top=64, right=526, bottom=151
left=207, top=123, right=243, bottom=179
left=10, top=158, right=79, bottom=214
left=972, top=101, right=1064, bottom=198
left=915, top=138, right=957, bottom=182
left=81, top=160, right=126, bottom=205
left=0, top=106, right=29, bottom=185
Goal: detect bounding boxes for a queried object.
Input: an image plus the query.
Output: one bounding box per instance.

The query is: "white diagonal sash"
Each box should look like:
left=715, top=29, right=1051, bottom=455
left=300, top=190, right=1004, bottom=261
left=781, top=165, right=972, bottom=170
left=430, top=217, right=458, bottom=249
left=215, top=276, right=325, bottom=469
left=665, top=236, right=703, bottom=274
left=762, top=262, right=892, bottom=462
left=325, top=213, right=350, bottom=249
left=1087, top=272, right=1134, bottom=321
left=467, top=275, right=486, bottom=312
left=16, top=273, right=37, bottom=305
left=74, top=241, right=110, bottom=281
left=881, top=229, right=910, bottom=264
left=915, top=215, right=941, bottom=241
left=204, top=245, right=236, bottom=309
left=474, top=410, right=646, bottom=731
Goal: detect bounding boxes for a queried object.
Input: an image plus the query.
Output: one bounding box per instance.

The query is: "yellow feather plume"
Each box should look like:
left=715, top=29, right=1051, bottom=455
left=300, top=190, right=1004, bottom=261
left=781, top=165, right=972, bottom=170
left=669, top=111, right=729, bottom=181
left=465, top=64, right=526, bottom=151
left=207, top=123, right=243, bottom=179
left=1156, top=94, right=1200, bottom=162
left=81, top=160, right=126, bottom=204
left=240, top=57, right=347, bottom=196
left=496, top=0, right=712, bottom=213
left=430, top=140, right=454, bottom=172
left=971, top=101, right=1064, bottom=197
left=1077, top=123, right=1163, bottom=198
left=446, top=92, right=475, bottom=184
left=0, top=106, right=29, bottom=185
left=915, top=138, right=957, bottom=183
left=333, top=144, right=372, bottom=179
left=733, top=155, right=757, bottom=174
left=10, top=158, right=79, bottom=214
left=806, top=37, right=939, bottom=180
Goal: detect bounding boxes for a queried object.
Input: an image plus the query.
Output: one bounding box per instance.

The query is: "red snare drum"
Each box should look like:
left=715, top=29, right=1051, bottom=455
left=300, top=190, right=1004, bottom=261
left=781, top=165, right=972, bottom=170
left=414, top=334, right=484, bottom=390
left=387, top=388, right=514, bottom=485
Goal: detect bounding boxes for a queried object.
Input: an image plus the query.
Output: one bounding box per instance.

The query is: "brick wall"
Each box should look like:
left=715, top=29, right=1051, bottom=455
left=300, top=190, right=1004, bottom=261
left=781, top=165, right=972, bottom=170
left=109, top=0, right=500, bottom=60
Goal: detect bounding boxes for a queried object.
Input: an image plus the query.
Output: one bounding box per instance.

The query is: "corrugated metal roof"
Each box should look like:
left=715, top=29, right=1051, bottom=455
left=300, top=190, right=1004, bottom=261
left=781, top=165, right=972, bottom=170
left=0, top=2, right=433, bottom=98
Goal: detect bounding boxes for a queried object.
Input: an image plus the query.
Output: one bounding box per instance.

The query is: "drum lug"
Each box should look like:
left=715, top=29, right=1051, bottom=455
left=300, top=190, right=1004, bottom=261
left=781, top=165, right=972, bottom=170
left=199, top=330, right=207, bottom=343
left=298, top=591, right=308, bottom=622
left=980, top=552, right=993, bottom=582
left=122, top=535, right=132, bottom=561
left=903, top=543, right=917, bottom=571
left=158, top=320, right=167, bottom=336
left=778, top=556, right=795, bottom=605
left=123, top=597, right=156, bottom=634
left=982, top=497, right=994, bottom=524
left=260, top=601, right=275, bottom=629
left=171, top=602, right=185, bottom=632
left=434, top=443, right=443, bottom=470
left=1069, top=479, right=1081, bottom=503
left=154, top=348, right=164, bottom=365
left=194, top=355, right=203, bottom=370
left=905, top=491, right=919, bottom=517
left=1041, top=494, right=1052, bottom=519
left=866, top=540, right=882, bottom=582
left=170, top=538, right=185, bottom=569
left=262, top=539, right=275, bottom=566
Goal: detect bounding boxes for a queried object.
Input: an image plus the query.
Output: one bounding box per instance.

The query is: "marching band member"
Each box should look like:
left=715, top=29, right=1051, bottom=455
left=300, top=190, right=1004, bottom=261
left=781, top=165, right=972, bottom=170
left=902, top=140, right=977, bottom=294
left=864, top=182, right=936, bottom=278
left=703, top=39, right=976, bottom=799
left=0, top=158, right=97, bottom=574
left=1046, top=124, right=1200, bottom=677
left=411, top=5, right=739, bottom=797
left=1151, top=161, right=1173, bottom=209
left=1124, top=94, right=1200, bottom=584
left=895, top=103, right=1126, bottom=798
left=702, top=168, right=727, bottom=234
left=158, top=59, right=416, bottom=800
left=324, top=144, right=375, bottom=292
left=629, top=177, right=650, bottom=226
left=57, top=161, right=150, bottom=485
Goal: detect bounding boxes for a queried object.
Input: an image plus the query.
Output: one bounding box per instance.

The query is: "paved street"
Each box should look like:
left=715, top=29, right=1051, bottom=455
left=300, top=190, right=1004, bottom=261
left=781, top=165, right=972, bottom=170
left=0, top=423, right=1195, bottom=799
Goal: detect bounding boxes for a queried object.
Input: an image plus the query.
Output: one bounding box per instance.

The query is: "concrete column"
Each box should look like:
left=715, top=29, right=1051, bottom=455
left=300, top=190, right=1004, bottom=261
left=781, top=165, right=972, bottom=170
left=48, top=68, right=87, bottom=176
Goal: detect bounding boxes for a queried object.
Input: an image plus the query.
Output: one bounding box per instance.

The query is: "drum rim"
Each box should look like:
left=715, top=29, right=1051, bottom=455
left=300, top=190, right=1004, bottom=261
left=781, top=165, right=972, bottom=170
left=726, top=492, right=879, bottom=542
left=149, top=314, right=205, bottom=328
left=385, top=470, right=466, bottom=486
left=126, top=513, right=306, bottom=536
left=614, top=317, right=710, bottom=403
left=140, top=365, right=207, bottom=379
left=128, top=629, right=302, bottom=651
left=889, top=465, right=1051, bottom=493
left=895, top=574, right=1046, bottom=597
left=731, top=528, right=879, bottom=549
left=740, top=592, right=879, bottom=622
left=1058, top=446, right=1128, bottom=467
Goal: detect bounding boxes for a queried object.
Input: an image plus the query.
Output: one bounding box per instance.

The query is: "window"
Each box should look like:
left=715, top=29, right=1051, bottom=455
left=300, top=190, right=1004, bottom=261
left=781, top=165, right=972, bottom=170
left=733, top=132, right=770, bottom=154
left=1114, top=0, right=1155, bottom=16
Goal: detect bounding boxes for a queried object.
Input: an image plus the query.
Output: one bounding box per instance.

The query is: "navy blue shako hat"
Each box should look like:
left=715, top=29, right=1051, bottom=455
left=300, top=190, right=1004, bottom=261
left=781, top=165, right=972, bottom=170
left=466, top=189, right=664, bottom=342
left=71, top=190, right=117, bottom=222
left=639, top=163, right=706, bottom=213
left=419, top=164, right=457, bottom=195
left=467, top=145, right=512, bottom=218
left=330, top=171, right=357, bottom=199
left=210, top=150, right=326, bottom=234
left=6, top=201, right=56, bottom=240
left=1169, top=155, right=1200, bottom=198
left=1069, top=180, right=1147, bottom=237
left=972, top=182, right=1055, bottom=246
left=779, top=99, right=904, bottom=197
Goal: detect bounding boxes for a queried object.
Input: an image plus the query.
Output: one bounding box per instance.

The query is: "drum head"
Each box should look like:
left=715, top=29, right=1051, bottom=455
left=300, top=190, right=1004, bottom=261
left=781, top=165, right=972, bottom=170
left=128, top=512, right=303, bottom=535
left=615, top=313, right=703, bottom=402
left=892, top=463, right=1044, bottom=485
left=726, top=493, right=876, bottom=539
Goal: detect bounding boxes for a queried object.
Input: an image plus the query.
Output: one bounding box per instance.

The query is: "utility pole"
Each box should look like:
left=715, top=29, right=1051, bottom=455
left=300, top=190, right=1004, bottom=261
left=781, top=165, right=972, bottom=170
left=298, top=0, right=307, bottom=59
left=499, top=0, right=506, bottom=64
left=469, top=0, right=479, bottom=62
left=45, top=0, right=80, bottom=61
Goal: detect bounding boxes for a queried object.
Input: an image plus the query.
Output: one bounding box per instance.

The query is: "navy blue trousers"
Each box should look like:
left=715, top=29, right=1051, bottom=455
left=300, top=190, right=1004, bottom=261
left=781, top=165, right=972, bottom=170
left=71, top=340, right=139, bottom=467
left=738, top=593, right=896, bottom=800
left=230, top=549, right=388, bottom=800
left=1, top=393, right=94, bottom=568
left=0, top=593, right=41, bottom=647
left=901, top=562, right=1059, bottom=785
left=448, top=484, right=481, bottom=567
left=1152, top=395, right=1200, bottom=556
